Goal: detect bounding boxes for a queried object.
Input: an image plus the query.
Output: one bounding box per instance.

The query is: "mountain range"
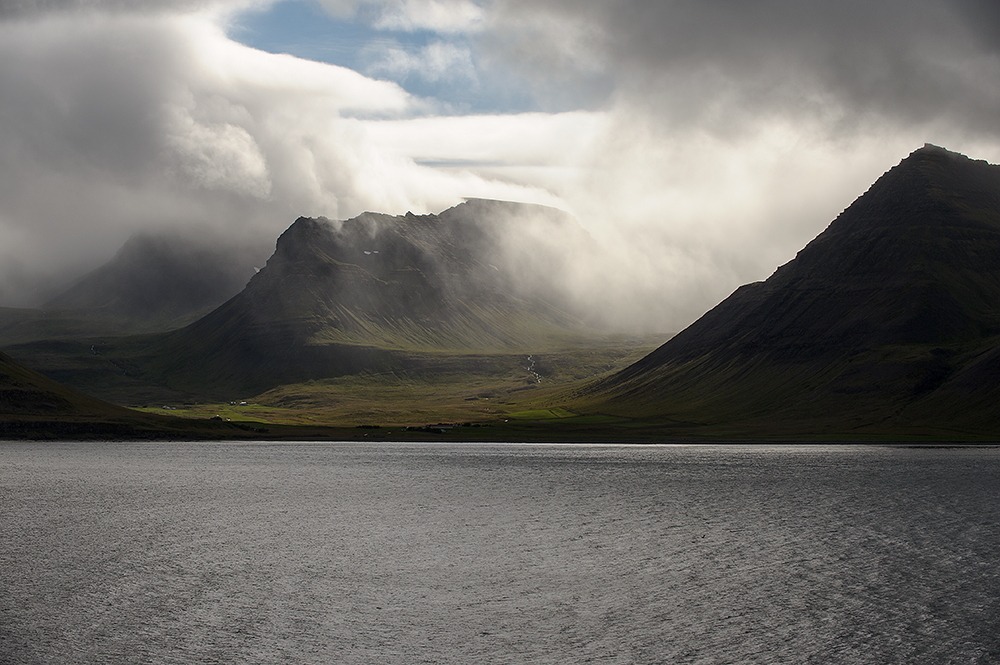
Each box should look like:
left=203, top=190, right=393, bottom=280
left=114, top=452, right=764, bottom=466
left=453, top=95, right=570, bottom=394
left=3, top=199, right=639, bottom=402
left=4, top=145, right=1000, bottom=439
left=132, top=200, right=599, bottom=395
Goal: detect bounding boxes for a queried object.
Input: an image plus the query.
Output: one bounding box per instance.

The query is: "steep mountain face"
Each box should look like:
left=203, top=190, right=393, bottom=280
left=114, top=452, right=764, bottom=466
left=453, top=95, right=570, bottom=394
left=143, top=199, right=602, bottom=394
left=587, top=145, right=1000, bottom=434
left=43, top=232, right=269, bottom=330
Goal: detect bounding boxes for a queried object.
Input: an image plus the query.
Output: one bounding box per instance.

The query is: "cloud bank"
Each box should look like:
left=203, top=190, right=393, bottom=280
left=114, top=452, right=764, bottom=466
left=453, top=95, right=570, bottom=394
left=2, top=0, right=1000, bottom=332
left=476, top=0, right=1000, bottom=326
left=0, top=2, right=559, bottom=306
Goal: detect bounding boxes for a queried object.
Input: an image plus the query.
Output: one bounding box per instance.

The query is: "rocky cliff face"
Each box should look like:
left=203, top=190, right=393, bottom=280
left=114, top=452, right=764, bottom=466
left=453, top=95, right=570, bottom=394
left=200, top=200, right=593, bottom=349
left=144, top=199, right=603, bottom=395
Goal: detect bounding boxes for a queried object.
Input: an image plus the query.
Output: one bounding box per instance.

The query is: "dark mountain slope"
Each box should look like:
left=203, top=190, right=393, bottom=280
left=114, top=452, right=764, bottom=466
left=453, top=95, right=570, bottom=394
left=0, top=350, right=359, bottom=440
left=0, top=232, right=269, bottom=349
left=582, top=145, right=1000, bottom=436
left=40, top=232, right=269, bottom=332
left=134, top=200, right=605, bottom=396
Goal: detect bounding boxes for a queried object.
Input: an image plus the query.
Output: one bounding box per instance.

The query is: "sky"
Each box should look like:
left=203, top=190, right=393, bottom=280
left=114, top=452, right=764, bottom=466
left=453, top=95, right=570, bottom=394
left=2, top=0, right=1000, bottom=330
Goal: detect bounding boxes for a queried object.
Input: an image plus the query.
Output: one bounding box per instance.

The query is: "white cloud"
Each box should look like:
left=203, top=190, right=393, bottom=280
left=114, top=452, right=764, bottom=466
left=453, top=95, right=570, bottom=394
left=364, top=111, right=605, bottom=171
left=0, top=4, right=586, bottom=306
left=364, top=39, right=477, bottom=83
left=316, top=0, right=485, bottom=33
left=163, top=100, right=273, bottom=199
left=370, top=0, right=485, bottom=33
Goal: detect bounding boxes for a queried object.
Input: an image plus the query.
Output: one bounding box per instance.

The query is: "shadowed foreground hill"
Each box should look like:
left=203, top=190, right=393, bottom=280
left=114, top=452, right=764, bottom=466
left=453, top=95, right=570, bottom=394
left=0, top=351, right=127, bottom=417
left=0, top=351, right=416, bottom=440
left=0, top=351, right=232, bottom=439
left=577, top=145, right=1000, bottom=438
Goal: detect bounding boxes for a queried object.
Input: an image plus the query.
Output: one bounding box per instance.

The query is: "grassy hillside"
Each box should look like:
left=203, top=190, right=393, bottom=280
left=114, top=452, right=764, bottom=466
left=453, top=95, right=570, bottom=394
left=128, top=338, right=659, bottom=425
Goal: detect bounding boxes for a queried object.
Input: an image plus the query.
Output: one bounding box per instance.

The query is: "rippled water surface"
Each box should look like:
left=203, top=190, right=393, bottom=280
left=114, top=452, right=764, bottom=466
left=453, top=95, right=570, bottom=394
left=2, top=442, right=1000, bottom=664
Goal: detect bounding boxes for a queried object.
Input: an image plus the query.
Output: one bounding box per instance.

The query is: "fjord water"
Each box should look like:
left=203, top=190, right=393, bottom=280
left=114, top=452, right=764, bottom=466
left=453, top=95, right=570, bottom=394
left=2, top=443, right=999, bottom=664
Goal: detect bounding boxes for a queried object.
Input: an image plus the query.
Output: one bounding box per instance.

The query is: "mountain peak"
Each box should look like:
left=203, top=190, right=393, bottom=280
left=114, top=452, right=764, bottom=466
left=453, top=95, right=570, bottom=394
left=827, top=143, right=1000, bottom=234
left=903, top=143, right=980, bottom=166
left=588, top=146, right=1000, bottom=432
left=915, top=142, right=961, bottom=156
left=149, top=201, right=600, bottom=395
left=272, top=216, right=334, bottom=255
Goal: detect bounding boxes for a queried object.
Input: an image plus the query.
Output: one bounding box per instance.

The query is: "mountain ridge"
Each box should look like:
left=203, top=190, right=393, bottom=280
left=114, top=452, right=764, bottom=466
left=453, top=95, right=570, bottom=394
left=577, top=144, right=1000, bottom=435
left=120, top=199, right=614, bottom=396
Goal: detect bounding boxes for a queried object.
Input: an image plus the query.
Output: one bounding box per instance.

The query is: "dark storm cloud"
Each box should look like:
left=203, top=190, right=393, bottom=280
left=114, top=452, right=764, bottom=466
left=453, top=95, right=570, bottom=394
left=0, top=0, right=229, bottom=17
left=489, top=0, right=1000, bottom=136
left=464, top=0, right=1000, bottom=331
left=953, top=0, right=1000, bottom=47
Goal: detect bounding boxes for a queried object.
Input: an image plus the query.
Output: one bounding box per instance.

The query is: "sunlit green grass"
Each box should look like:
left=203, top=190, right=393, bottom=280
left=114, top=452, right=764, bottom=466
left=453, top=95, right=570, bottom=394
left=507, top=407, right=577, bottom=420
left=122, top=337, right=659, bottom=429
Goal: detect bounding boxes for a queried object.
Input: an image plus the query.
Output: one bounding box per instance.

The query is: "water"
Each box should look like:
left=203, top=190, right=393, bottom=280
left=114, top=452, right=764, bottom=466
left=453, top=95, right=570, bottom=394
left=2, top=442, right=999, bottom=664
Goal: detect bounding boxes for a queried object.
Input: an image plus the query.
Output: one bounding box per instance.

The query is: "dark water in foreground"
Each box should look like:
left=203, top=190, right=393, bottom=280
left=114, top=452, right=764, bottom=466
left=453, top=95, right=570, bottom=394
left=2, top=443, right=999, bottom=664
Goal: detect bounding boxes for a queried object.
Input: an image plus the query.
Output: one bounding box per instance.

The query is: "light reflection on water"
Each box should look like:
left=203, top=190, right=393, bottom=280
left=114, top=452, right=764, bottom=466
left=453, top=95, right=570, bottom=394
left=2, top=442, right=999, bottom=664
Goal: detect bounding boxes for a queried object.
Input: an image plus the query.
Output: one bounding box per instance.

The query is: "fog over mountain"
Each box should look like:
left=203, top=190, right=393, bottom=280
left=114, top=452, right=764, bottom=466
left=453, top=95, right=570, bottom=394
left=581, top=145, right=1000, bottom=435
left=2, top=1, right=1000, bottom=331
